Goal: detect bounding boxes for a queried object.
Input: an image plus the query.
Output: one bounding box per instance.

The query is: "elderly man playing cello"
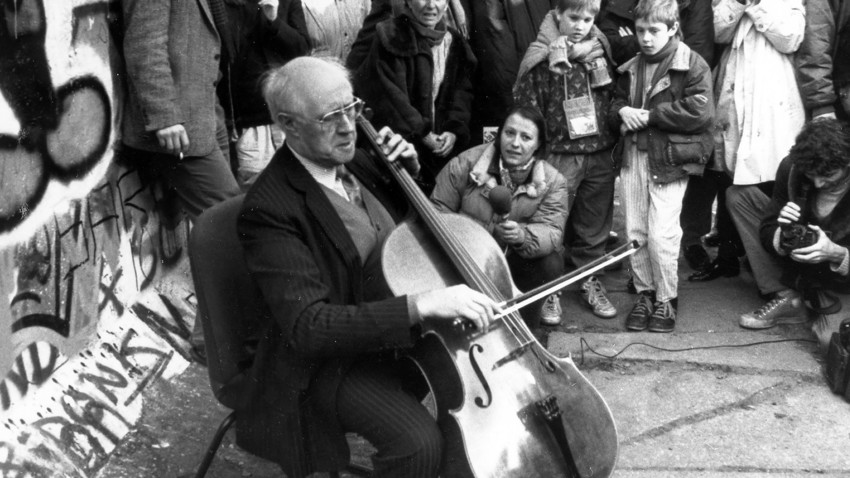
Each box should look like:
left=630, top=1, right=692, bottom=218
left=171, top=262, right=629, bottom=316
left=236, top=55, right=500, bottom=478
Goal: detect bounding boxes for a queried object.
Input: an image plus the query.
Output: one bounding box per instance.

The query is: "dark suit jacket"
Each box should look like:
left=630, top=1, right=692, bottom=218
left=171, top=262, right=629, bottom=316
left=218, top=0, right=310, bottom=131
left=121, top=0, right=224, bottom=157
left=236, top=144, right=413, bottom=477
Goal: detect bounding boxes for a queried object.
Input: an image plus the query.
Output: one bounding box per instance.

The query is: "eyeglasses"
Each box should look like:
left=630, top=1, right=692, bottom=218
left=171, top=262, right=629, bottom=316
left=282, top=98, right=364, bottom=131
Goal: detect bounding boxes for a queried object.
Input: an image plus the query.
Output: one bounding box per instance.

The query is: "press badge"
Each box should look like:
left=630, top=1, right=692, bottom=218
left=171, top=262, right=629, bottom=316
left=563, top=95, right=599, bottom=139
left=562, top=76, right=599, bottom=139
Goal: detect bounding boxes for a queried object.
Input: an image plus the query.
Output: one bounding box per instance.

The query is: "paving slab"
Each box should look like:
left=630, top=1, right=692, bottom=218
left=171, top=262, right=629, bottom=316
left=616, top=374, right=850, bottom=474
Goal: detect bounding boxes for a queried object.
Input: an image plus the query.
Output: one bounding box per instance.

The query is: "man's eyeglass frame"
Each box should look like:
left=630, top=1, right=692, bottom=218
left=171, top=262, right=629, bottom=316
left=280, top=97, right=364, bottom=131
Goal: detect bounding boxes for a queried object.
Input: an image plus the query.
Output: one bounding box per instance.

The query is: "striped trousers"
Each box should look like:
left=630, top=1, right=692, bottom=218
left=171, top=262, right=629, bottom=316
left=620, top=144, right=688, bottom=302
left=326, top=356, right=443, bottom=478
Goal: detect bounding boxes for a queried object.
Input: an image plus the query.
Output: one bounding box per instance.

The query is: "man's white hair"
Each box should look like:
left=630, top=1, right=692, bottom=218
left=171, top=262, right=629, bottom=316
left=262, top=55, right=352, bottom=120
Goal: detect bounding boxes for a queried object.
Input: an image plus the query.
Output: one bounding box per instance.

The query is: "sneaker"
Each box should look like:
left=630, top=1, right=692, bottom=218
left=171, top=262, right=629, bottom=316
left=739, top=291, right=807, bottom=329
left=581, top=276, right=617, bottom=318
left=648, top=298, right=678, bottom=333
left=540, top=294, right=563, bottom=326
left=626, top=291, right=655, bottom=331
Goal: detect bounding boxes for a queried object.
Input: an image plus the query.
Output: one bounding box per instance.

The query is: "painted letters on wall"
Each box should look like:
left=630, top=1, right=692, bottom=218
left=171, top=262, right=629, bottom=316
left=0, top=1, right=196, bottom=474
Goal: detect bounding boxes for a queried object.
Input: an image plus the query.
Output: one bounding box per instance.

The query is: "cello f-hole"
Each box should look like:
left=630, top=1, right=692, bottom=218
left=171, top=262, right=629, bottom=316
left=469, top=344, right=492, bottom=408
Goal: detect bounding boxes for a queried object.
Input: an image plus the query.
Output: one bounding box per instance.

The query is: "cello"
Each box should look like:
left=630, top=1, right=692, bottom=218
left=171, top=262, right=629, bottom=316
left=357, top=116, right=621, bottom=478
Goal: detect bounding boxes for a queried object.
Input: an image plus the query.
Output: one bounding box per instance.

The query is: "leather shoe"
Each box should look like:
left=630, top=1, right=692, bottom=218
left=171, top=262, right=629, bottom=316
left=688, top=257, right=739, bottom=282
left=626, top=276, right=637, bottom=294
left=683, top=244, right=710, bottom=271
left=189, top=344, right=208, bottom=367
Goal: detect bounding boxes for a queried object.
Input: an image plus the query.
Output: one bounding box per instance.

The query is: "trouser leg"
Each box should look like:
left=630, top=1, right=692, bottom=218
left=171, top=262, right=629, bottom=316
left=508, top=251, right=565, bottom=328
left=646, top=176, right=688, bottom=302
left=726, top=185, right=786, bottom=295
left=334, top=358, right=443, bottom=478
left=565, top=149, right=617, bottom=270
left=680, top=172, right=718, bottom=247
left=620, top=146, right=653, bottom=294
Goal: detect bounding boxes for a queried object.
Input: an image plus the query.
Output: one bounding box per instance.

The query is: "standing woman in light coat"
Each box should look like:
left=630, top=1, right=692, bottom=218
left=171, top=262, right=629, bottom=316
left=710, top=0, right=806, bottom=288
left=713, top=0, right=806, bottom=186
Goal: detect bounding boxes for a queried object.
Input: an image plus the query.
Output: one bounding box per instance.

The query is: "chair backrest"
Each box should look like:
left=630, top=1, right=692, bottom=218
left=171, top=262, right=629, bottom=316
left=189, top=194, right=265, bottom=410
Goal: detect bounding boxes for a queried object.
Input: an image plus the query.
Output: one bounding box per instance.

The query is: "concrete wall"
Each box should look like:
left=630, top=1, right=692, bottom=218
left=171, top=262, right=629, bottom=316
left=0, top=1, right=194, bottom=475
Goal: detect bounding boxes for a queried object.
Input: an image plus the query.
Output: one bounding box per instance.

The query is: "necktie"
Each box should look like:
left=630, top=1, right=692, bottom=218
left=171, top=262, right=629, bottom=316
left=337, top=166, right=364, bottom=209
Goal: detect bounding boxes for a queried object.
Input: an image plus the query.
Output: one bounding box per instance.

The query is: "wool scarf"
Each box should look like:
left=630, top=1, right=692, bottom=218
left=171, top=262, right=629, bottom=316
left=401, top=10, right=447, bottom=47
left=632, top=37, right=679, bottom=109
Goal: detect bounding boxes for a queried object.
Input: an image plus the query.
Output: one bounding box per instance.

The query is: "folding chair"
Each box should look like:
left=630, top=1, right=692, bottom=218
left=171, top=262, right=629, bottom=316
left=187, top=195, right=368, bottom=477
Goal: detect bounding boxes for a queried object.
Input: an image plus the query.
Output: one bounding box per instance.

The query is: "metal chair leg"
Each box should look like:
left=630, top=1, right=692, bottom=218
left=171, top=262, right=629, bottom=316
left=187, top=411, right=370, bottom=478
left=193, top=410, right=237, bottom=478
left=346, top=463, right=372, bottom=476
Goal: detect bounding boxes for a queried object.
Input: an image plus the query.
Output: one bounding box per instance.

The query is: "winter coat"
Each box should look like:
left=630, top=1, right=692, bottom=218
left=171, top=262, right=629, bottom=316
left=832, top=0, right=850, bottom=89
left=794, top=0, right=837, bottom=117
left=713, top=0, right=806, bottom=185
left=598, top=0, right=715, bottom=67
left=514, top=19, right=618, bottom=155
left=346, top=0, right=470, bottom=69
left=795, top=0, right=850, bottom=118
left=302, top=0, right=370, bottom=61
left=218, top=0, right=309, bottom=131
left=465, top=0, right=555, bottom=133
left=608, top=42, right=714, bottom=183
left=122, top=0, right=223, bottom=156
left=430, top=142, right=568, bottom=259
left=759, top=156, right=850, bottom=294
left=352, top=14, right=477, bottom=182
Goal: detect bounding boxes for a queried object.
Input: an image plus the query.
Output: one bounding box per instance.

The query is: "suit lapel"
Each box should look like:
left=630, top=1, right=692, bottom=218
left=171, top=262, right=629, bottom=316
left=196, top=0, right=216, bottom=33
left=279, top=148, right=363, bottom=283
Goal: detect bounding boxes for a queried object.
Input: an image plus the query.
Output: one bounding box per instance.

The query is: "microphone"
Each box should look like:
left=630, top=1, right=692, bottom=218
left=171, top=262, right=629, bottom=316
left=489, top=185, right=512, bottom=223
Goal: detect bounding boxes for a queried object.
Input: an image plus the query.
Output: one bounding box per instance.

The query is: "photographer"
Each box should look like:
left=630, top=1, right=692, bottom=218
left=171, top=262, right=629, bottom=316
left=727, top=119, right=850, bottom=351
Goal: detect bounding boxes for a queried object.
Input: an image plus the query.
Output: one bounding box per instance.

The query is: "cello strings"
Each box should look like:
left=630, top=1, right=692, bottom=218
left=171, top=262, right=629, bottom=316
left=391, top=163, right=534, bottom=345
left=414, top=184, right=532, bottom=343
left=359, top=117, right=534, bottom=346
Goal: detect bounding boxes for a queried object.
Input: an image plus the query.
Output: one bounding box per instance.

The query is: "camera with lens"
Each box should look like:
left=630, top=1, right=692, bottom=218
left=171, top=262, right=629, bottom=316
left=778, top=223, right=818, bottom=254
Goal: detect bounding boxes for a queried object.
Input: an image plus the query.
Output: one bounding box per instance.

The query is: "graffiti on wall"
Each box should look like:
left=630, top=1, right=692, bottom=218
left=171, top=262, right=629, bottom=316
left=1, top=166, right=194, bottom=409
left=0, top=307, right=188, bottom=476
left=0, top=0, right=115, bottom=236
left=0, top=0, right=198, bottom=474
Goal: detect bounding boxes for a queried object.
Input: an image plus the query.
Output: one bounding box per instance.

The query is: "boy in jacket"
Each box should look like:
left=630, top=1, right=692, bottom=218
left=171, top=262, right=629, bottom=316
left=514, top=0, right=621, bottom=321
left=608, top=0, right=714, bottom=332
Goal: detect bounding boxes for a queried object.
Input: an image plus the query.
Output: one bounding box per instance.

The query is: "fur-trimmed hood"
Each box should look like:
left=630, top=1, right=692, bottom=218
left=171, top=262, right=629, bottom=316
left=467, top=143, right=553, bottom=199
left=430, top=142, right=569, bottom=259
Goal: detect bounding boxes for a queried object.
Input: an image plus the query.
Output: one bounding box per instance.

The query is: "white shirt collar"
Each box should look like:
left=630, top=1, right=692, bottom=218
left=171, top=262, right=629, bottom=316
left=289, top=144, right=353, bottom=200
left=289, top=144, right=338, bottom=191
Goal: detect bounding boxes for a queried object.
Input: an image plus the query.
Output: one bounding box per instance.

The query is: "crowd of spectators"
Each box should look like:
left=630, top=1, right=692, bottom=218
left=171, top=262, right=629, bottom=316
left=118, top=0, right=850, bottom=361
